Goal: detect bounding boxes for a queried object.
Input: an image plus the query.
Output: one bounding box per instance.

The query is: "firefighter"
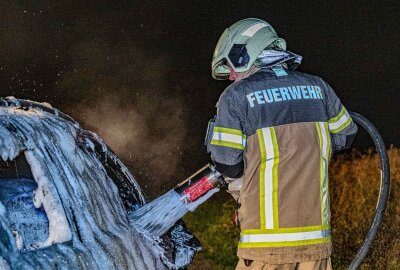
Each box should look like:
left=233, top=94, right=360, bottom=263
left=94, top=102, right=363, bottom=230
left=206, top=18, right=358, bottom=270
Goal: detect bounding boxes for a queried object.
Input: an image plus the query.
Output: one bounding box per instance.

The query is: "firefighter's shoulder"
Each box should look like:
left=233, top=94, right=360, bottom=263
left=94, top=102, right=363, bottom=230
left=217, top=80, right=247, bottom=106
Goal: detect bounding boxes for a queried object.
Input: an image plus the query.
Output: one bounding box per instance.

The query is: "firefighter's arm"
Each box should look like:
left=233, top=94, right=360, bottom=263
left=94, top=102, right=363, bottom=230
left=323, top=80, right=358, bottom=152
left=205, top=88, right=245, bottom=178
left=213, top=160, right=244, bottom=178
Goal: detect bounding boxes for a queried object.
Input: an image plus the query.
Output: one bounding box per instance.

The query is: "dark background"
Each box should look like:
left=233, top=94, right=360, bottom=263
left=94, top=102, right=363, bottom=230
left=0, top=1, right=399, bottom=197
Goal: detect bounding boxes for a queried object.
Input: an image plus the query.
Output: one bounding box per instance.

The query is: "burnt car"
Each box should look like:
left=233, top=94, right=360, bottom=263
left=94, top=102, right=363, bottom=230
left=0, top=97, right=200, bottom=269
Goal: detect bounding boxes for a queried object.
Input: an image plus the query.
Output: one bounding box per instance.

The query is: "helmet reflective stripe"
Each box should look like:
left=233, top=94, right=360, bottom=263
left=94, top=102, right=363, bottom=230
left=212, top=18, right=286, bottom=80
left=241, top=23, right=268, bottom=37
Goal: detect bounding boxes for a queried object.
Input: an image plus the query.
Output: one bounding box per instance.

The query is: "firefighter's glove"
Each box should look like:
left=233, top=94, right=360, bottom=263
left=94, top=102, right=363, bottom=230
left=226, top=177, right=243, bottom=201
left=185, top=187, right=220, bottom=212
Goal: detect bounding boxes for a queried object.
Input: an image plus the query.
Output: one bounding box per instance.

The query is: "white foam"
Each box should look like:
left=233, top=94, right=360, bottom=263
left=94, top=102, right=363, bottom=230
left=25, top=150, right=72, bottom=249
left=0, top=202, right=5, bottom=216
left=0, top=257, right=11, bottom=270
left=0, top=104, right=166, bottom=269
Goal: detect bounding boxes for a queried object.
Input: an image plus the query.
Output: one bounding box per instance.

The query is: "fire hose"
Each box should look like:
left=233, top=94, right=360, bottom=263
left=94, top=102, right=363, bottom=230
left=347, top=112, right=390, bottom=270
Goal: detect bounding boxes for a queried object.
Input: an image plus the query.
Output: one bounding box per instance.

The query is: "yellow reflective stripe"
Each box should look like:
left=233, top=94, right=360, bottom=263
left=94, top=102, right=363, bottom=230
left=330, top=117, right=352, bottom=134
left=239, top=226, right=331, bottom=248
left=316, top=122, right=330, bottom=224
left=240, top=229, right=330, bottom=242
left=324, top=122, right=331, bottom=158
left=323, top=122, right=331, bottom=224
left=211, top=127, right=246, bottom=148
left=241, top=224, right=331, bottom=235
left=270, top=128, right=280, bottom=228
left=315, top=123, right=324, bottom=225
left=213, top=126, right=245, bottom=137
left=257, top=129, right=266, bottom=229
left=238, top=236, right=331, bottom=248
left=258, top=127, right=279, bottom=229
left=328, top=106, right=352, bottom=133
left=210, top=139, right=244, bottom=150
left=328, top=106, right=346, bottom=123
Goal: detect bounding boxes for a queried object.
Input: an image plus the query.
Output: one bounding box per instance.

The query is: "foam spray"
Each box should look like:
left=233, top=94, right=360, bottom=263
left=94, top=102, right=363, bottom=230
left=130, top=164, right=224, bottom=237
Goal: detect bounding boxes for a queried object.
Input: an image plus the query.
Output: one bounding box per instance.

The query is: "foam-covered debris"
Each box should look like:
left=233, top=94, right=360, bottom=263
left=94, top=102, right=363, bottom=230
left=0, top=101, right=166, bottom=269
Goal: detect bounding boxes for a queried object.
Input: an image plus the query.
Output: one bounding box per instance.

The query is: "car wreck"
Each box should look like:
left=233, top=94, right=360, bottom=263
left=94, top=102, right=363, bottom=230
left=0, top=97, right=200, bottom=270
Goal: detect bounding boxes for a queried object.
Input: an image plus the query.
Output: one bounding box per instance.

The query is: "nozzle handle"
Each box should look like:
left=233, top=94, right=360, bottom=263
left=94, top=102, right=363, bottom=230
left=175, top=164, right=224, bottom=203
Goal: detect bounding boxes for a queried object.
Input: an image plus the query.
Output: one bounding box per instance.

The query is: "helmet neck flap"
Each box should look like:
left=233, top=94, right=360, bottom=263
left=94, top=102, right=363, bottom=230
left=254, top=49, right=302, bottom=70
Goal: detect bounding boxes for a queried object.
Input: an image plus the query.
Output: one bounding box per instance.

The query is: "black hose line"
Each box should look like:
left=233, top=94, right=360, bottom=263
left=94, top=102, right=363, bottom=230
left=347, top=112, right=391, bottom=270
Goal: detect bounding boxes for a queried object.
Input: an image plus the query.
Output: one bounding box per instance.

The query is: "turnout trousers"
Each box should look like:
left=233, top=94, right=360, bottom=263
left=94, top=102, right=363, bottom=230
left=235, top=257, right=332, bottom=270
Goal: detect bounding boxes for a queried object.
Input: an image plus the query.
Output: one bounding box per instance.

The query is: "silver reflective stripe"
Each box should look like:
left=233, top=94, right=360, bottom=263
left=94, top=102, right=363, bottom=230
left=329, top=110, right=350, bottom=131
left=212, top=132, right=244, bottom=145
left=318, top=122, right=330, bottom=224
left=241, top=23, right=268, bottom=37
left=240, top=229, right=331, bottom=243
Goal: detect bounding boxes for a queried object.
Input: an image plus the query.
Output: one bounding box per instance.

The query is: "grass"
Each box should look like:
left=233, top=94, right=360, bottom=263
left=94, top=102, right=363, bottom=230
left=183, top=148, right=400, bottom=270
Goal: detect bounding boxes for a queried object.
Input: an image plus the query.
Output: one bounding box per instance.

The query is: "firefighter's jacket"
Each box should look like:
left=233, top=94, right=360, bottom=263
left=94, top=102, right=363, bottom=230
left=207, top=68, right=358, bottom=263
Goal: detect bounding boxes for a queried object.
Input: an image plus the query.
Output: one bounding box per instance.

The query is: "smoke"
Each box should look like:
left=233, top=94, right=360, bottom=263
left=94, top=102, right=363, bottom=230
left=0, top=3, right=195, bottom=197
left=58, top=39, right=186, bottom=196
left=77, top=95, right=186, bottom=191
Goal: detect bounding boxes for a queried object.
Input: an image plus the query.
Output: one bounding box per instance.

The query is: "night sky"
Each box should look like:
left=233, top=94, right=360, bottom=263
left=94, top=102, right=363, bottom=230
left=0, top=1, right=399, bottom=195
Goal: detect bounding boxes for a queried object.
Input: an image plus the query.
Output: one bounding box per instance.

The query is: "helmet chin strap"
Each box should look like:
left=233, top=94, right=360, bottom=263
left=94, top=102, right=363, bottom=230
left=229, top=67, right=238, bottom=81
